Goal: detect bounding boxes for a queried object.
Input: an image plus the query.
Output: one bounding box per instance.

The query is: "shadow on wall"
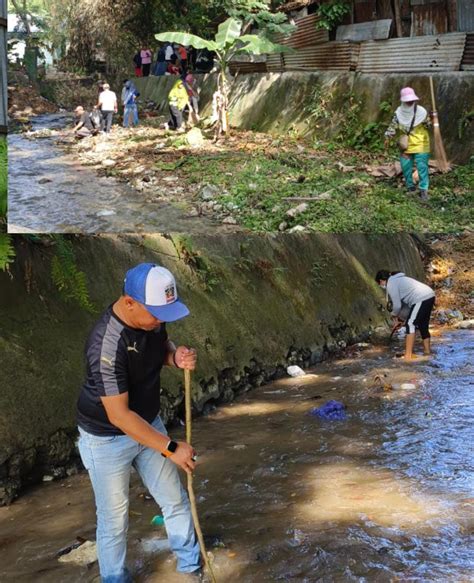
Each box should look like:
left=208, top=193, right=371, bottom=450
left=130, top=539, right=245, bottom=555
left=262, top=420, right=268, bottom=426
left=133, top=71, right=474, bottom=163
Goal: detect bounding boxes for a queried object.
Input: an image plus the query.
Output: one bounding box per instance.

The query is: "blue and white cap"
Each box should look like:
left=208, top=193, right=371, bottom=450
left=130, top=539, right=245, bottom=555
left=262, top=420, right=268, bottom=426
left=124, top=263, right=190, bottom=322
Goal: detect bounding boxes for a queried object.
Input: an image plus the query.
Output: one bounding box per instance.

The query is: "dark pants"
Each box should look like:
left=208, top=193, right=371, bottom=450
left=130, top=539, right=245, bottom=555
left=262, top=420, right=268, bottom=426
left=406, top=297, right=435, bottom=339
left=168, top=105, right=184, bottom=130
left=142, top=63, right=151, bottom=77
left=102, top=111, right=114, bottom=133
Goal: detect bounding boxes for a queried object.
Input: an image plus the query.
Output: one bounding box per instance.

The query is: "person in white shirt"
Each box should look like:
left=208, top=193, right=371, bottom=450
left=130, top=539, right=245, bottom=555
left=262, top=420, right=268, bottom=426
left=97, top=83, right=118, bottom=133
left=376, top=270, right=435, bottom=361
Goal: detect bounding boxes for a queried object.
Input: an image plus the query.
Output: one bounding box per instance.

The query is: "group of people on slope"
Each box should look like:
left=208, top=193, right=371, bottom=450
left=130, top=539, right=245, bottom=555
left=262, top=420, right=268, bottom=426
left=74, top=73, right=199, bottom=138
left=133, top=43, right=191, bottom=78
left=73, top=80, right=140, bottom=138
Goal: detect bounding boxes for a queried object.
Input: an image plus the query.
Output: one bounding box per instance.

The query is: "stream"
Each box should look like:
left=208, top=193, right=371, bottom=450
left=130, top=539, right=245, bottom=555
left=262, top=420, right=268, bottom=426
left=0, top=329, right=472, bottom=582
left=7, top=114, right=222, bottom=234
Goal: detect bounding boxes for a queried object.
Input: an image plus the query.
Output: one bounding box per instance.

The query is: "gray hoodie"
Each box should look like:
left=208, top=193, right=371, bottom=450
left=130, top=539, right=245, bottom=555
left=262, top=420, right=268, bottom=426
left=387, top=273, right=435, bottom=316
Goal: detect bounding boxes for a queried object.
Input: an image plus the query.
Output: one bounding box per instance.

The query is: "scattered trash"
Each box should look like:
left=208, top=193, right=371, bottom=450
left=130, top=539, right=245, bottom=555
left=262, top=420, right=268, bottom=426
left=96, top=209, right=116, bottom=217
left=287, top=365, right=306, bottom=377
left=456, top=319, right=474, bottom=330
left=232, top=444, right=247, bottom=450
left=151, top=515, right=165, bottom=527
left=286, top=203, right=308, bottom=218
left=42, top=475, right=54, bottom=482
left=399, top=383, right=417, bottom=390
left=58, top=540, right=97, bottom=565
left=309, top=400, right=347, bottom=420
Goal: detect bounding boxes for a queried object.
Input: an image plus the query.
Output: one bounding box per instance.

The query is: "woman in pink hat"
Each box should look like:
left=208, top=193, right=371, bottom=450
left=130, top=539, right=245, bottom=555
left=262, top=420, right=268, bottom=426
left=384, top=87, right=432, bottom=200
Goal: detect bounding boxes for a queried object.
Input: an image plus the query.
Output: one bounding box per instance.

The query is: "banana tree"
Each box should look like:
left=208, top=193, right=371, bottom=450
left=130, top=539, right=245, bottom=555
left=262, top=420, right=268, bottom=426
left=156, top=17, right=288, bottom=137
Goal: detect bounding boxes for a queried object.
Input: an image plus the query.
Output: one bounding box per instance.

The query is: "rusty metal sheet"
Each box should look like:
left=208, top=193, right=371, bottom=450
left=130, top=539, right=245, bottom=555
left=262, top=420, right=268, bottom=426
left=275, top=13, right=329, bottom=48
left=357, top=32, right=466, bottom=72
left=411, top=3, right=448, bottom=35
left=228, top=62, right=268, bottom=75
left=461, top=33, right=474, bottom=69
left=354, top=0, right=377, bottom=23
left=280, top=42, right=354, bottom=71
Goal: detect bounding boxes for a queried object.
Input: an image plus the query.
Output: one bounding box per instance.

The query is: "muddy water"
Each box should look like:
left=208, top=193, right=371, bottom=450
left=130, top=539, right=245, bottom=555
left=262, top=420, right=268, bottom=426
left=0, top=330, right=472, bottom=582
left=7, top=115, right=221, bottom=234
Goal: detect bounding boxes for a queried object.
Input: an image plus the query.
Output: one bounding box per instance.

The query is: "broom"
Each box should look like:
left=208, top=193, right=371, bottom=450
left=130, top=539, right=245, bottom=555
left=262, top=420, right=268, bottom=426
left=429, top=77, right=450, bottom=173
left=184, top=369, right=218, bottom=583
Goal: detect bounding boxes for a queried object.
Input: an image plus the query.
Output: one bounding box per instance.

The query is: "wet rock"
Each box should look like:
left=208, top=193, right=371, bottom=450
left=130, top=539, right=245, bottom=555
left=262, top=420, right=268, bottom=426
left=38, top=178, right=52, bottom=184
left=287, top=365, right=306, bottom=377
left=58, top=540, right=97, bottom=565
left=96, top=210, right=116, bottom=217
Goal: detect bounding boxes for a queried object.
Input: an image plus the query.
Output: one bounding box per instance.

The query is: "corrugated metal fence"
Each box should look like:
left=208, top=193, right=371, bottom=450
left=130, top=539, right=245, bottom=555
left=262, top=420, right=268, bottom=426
left=232, top=32, right=468, bottom=75
left=0, top=0, right=7, bottom=133
left=357, top=32, right=467, bottom=72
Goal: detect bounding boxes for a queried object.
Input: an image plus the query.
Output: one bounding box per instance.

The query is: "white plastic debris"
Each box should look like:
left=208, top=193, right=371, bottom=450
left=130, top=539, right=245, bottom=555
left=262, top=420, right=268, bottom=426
left=400, top=383, right=417, bottom=390
left=287, top=365, right=306, bottom=377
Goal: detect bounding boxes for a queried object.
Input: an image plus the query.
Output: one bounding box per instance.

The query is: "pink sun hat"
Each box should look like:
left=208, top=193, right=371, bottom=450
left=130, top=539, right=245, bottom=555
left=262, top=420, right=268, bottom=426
left=400, top=87, right=419, bottom=102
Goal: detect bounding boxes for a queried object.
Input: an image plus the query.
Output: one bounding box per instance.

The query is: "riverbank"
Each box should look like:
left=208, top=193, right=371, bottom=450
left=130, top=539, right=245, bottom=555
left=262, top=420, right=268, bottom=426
left=0, top=327, right=472, bottom=582
left=49, top=117, right=474, bottom=233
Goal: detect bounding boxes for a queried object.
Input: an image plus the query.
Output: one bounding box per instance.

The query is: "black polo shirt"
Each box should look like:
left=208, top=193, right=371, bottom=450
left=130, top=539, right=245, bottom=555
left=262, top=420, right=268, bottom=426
left=77, top=305, right=169, bottom=436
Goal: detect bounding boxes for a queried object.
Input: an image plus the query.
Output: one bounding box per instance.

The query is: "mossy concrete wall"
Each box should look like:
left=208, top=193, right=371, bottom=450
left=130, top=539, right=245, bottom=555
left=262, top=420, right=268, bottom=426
left=134, top=71, right=474, bottom=163
left=0, top=232, right=425, bottom=503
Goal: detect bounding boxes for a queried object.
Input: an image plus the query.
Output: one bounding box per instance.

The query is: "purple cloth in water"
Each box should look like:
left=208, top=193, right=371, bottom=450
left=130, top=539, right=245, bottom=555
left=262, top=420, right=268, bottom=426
left=310, top=400, right=347, bottom=420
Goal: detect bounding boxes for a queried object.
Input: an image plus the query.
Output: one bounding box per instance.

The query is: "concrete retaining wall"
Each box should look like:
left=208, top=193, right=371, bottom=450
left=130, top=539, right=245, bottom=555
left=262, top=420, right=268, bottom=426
left=0, top=232, right=425, bottom=503
left=133, top=71, right=474, bottom=163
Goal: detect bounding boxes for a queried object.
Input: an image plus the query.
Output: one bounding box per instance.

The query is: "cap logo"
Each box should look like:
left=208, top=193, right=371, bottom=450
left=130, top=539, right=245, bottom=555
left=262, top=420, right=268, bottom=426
left=165, top=284, right=176, bottom=304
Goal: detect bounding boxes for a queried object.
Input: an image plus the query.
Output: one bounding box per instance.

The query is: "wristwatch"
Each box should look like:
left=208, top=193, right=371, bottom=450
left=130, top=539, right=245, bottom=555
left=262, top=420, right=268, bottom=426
left=161, top=440, right=178, bottom=458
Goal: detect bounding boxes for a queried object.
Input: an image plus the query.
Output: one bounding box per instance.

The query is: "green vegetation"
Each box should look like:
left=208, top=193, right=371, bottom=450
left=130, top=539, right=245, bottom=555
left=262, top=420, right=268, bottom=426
left=50, top=237, right=97, bottom=313
left=316, top=0, right=351, bottom=31
left=162, top=140, right=473, bottom=233
left=173, top=235, right=220, bottom=291
left=156, top=17, right=288, bottom=135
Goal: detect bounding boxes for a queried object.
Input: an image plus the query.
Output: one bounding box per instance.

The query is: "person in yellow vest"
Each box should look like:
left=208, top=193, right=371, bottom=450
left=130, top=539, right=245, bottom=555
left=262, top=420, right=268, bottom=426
left=384, top=87, right=432, bottom=201
left=164, top=79, right=190, bottom=133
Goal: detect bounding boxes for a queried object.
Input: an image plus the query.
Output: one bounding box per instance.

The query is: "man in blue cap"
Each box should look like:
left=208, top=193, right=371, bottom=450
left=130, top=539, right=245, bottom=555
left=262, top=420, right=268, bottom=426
left=77, top=263, right=201, bottom=582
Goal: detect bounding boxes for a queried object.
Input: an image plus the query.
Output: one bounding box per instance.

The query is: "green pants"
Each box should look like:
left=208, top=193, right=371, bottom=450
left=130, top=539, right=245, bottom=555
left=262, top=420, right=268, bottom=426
left=400, top=153, right=430, bottom=191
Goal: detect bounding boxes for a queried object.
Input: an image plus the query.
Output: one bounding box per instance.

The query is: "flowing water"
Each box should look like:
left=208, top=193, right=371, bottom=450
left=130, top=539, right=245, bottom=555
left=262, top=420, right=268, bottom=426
left=8, top=115, right=223, bottom=234
left=0, top=329, right=472, bottom=582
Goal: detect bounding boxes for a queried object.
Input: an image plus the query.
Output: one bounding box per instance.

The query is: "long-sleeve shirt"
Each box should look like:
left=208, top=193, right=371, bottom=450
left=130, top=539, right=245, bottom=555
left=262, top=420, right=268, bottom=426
left=387, top=273, right=435, bottom=316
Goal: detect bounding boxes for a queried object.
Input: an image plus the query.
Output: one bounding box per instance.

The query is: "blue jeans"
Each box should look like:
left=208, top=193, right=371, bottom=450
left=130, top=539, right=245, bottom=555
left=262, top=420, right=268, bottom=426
left=78, top=416, right=200, bottom=582
left=123, top=104, right=138, bottom=128
left=400, top=152, right=430, bottom=191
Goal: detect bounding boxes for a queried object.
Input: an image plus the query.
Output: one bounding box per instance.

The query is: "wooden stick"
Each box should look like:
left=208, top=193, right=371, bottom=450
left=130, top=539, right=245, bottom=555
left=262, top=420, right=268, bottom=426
left=184, top=369, right=217, bottom=583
